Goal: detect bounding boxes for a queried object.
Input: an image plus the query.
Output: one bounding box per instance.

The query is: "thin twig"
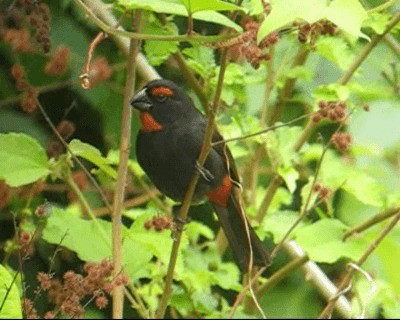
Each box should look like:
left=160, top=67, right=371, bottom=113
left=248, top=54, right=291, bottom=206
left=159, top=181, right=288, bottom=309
left=284, top=241, right=352, bottom=318
left=318, top=210, right=400, bottom=318
left=343, top=207, right=400, bottom=240
left=36, top=100, right=113, bottom=213
left=155, top=49, right=230, bottom=320
left=77, top=0, right=159, bottom=81
left=111, top=10, right=141, bottom=319
left=74, top=0, right=239, bottom=43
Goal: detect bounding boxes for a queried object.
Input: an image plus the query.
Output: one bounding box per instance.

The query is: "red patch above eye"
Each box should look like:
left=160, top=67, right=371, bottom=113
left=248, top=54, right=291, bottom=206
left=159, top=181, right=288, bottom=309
left=150, top=86, right=174, bottom=97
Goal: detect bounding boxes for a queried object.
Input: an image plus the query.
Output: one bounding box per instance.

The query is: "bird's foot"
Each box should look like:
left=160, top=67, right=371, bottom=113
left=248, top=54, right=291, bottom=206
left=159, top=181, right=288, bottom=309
left=195, top=161, right=214, bottom=182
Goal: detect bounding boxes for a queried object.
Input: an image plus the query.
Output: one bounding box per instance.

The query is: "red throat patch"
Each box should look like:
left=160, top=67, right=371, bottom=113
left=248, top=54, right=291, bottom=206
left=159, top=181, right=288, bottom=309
left=139, top=112, right=163, bottom=132
left=207, top=174, right=232, bottom=207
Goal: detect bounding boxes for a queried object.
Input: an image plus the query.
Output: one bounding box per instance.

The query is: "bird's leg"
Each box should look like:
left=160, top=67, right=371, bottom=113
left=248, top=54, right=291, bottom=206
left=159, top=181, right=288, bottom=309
left=195, top=160, right=214, bottom=182
left=171, top=205, right=191, bottom=241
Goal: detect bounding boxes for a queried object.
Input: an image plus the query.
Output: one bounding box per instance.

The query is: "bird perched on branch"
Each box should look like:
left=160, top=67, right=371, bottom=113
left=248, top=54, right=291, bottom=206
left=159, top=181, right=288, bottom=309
left=130, top=79, right=270, bottom=272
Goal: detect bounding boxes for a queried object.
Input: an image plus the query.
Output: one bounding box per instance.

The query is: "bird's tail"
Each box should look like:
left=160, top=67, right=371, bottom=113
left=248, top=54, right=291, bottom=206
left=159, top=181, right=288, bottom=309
left=211, top=193, right=270, bottom=272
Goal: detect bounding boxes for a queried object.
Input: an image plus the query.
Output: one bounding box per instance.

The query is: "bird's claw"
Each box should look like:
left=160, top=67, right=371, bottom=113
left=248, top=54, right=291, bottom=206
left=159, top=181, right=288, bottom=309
left=195, top=161, right=214, bottom=182
left=171, top=216, right=191, bottom=241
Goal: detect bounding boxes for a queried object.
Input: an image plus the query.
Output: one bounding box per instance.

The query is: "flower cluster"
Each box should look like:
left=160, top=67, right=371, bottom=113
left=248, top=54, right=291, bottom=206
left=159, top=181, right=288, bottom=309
left=313, top=183, right=332, bottom=202
left=295, top=20, right=338, bottom=48
left=144, top=215, right=172, bottom=231
left=226, top=18, right=280, bottom=69
left=311, top=100, right=347, bottom=123
left=24, top=259, right=130, bottom=319
left=10, top=63, right=38, bottom=113
left=331, top=132, right=352, bottom=153
left=45, top=46, right=71, bottom=76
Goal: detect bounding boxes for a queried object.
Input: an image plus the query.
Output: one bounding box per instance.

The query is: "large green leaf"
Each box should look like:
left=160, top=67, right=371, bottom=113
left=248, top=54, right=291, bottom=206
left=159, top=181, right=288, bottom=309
left=69, top=139, right=117, bottom=179
left=0, top=265, right=22, bottom=319
left=117, top=0, right=243, bottom=31
left=295, top=219, right=369, bottom=263
left=42, top=207, right=112, bottom=262
left=178, top=0, right=243, bottom=13
left=0, top=133, right=50, bottom=187
left=258, top=0, right=368, bottom=42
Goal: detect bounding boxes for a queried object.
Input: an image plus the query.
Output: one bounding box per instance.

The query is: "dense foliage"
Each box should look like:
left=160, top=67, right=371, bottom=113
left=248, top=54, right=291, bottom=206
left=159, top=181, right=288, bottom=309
left=0, top=0, right=400, bottom=318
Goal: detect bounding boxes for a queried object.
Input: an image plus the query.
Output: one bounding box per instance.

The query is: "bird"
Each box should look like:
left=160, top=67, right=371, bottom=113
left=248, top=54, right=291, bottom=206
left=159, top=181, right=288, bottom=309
left=130, top=79, right=270, bottom=272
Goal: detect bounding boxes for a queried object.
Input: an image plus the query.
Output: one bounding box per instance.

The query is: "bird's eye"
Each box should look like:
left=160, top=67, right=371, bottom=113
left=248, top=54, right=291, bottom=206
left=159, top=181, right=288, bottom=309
left=155, top=94, right=167, bottom=102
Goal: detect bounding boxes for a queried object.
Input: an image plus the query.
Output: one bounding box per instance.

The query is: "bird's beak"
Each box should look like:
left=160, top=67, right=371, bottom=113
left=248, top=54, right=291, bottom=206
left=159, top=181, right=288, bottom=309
left=130, top=88, right=152, bottom=112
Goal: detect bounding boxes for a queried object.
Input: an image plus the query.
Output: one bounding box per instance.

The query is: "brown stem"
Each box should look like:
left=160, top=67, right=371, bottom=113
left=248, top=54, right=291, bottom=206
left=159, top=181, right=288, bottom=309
left=257, top=255, right=309, bottom=298
left=111, top=10, right=141, bottom=319
left=319, top=210, right=400, bottom=318
left=268, top=46, right=309, bottom=125
left=255, top=174, right=282, bottom=222
left=172, top=52, right=209, bottom=113
left=383, top=34, right=400, bottom=58
left=94, top=188, right=160, bottom=216
left=338, top=11, right=400, bottom=86
left=343, top=207, right=400, bottom=240
left=155, top=50, right=229, bottom=319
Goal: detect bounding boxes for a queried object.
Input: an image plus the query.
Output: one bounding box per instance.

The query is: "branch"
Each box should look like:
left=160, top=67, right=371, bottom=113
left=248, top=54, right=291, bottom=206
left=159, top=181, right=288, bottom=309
left=318, top=209, right=400, bottom=318
left=285, top=241, right=352, bottom=318
left=343, top=207, right=400, bottom=240
left=155, top=50, right=229, bottom=319
left=111, top=10, right=141, bottom=319
left=76, top=0, right=160, bottom=81
left=74, top=0, right=239, bottom=43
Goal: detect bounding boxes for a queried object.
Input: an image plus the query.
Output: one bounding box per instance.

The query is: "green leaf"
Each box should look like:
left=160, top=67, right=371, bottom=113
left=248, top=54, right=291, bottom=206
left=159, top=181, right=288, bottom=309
left=69, top=139, right=117, bottom=179
left=144, top=17, right=179, bottom=66
left=258, top=0, right=367, bottom=42
left=312, top=83, right=350, bottom=102
left=262, top=210, right=302, bottom=243
left=326, top=0, right=368, bottom=39
left=117, top=0, right=242, bottom=31
left=362, top=12, right=392, bottom=35
left=183, top=45, right=216, bottom=78
left=42, top=207, right=112, bottom=261
left=178, top=0, right=243, bottom=13
left=0, top=133, right=50, bottom=187
left=295, top=219, right=369, bottom=263
left=0, top=265, right=22, bottom=319
left=316, top=37, right=354, bottom=70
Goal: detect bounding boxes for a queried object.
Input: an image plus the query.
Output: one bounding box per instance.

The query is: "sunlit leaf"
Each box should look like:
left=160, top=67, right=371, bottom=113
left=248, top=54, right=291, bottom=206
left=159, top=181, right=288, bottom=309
left=0, top=133, right=49, bottom=187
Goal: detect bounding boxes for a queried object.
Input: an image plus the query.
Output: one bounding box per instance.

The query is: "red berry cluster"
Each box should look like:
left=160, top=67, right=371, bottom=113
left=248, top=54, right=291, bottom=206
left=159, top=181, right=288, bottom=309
left=311, top=100, right=347, bottom=123
left=18, top=230, right=35, bottom=258
left=20, top=0, right=51, bottom=53
left=313, top=183, right=332, bottom=201
left=331, top=132, right=352, bottom=153
left=295, top=20, right=338, bottom=48
left=1, top=0, right=51, bottom=53
left=86, top=57, right=113, bottom=88
left=67, top=170, right=89, bottom=202
left=144, top=216, right=172, bottom=231
left=46, top=120, right=76, bottom=158
left=25, top=259, right=130, bottom=319
left=226, top=18, right=279, bottom=69
left=45, top=46, right=71, bottom=76
left=10, top=63, right=38, bottom=113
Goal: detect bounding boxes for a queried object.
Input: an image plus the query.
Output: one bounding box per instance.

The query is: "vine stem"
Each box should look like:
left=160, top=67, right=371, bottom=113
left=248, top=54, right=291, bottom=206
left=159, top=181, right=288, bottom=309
left=111, top=10, right=141, bottom=319
left=74, top=0, right=239, bottom=43
left=77, top=0, right=159, bottom=81
left=155, top=50, right=229, bottom=319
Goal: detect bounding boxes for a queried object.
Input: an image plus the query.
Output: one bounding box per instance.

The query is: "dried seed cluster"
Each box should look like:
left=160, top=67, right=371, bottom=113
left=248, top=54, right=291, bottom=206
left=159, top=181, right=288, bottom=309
left=24, top=259, right=130, bottom=319
left=331, top=132, right=352, bottom=153
left=144, top=216, right=172, bottom=231
left=311, top=100, right=347, bottom=123
left=295, top=20, right=338, bottom=48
